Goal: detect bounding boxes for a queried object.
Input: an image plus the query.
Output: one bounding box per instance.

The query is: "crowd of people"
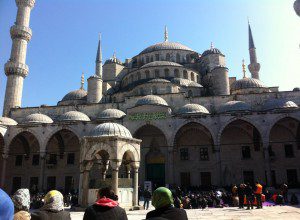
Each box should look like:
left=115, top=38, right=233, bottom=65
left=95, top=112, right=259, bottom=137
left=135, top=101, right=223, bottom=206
left=0, top=182, right=299, bottom=220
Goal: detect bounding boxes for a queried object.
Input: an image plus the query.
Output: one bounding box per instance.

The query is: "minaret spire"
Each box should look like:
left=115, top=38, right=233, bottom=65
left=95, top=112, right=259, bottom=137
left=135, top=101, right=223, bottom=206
left=242, top=59, right=246, bottom=78
left=95, top=33, right=103, bottom=78
left=164, top=25, right=168, bottom=42
left=247, top=20, right=260, bottom=79
left=81, top=72, right=85, bottom=89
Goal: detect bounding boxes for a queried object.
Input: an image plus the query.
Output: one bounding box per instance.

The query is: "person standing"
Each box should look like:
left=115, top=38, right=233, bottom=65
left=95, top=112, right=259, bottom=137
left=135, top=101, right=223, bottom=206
left=245, top=183, right=254, bottom=210
left=237, top=184, right=245, bottom=208
left=280, top=183, right=288, bottom=203
left=143, top=187, right=152, bottom=210
left=83, top=187, right=127, bottom=220
left=12, top=188, right=31, bottom=220
left=254, top=181, right=263, bottom=209
left=146, top=187, right=188, bottom=220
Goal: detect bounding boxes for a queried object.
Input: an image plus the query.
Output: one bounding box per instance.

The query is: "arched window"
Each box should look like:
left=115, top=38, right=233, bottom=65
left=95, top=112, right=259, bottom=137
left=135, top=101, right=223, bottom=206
left=155, top=54, right=159, bottom=61
left=191, top=72, right=195, bottom=81
left=188, top=90, right=193, bottom=97
left=164, top=68, right=169, bottom=78
left=130, top=75, right=133, bottom=83
left=145, top=70, right=150, bottom=79
left=176, top=53, right=180, bottom=63
left=166, top=86, right=172, bottom=93
left=196, top=75, right=199, bottom=83
left=174, top=69, right=179, bottom=78
left=166, top=53, right=170, bottom=61
left=155, top=69, right=160, bottom=78
left=186, top=54, right=190, bottom=63
left=152, top=86, right=157, bottom=95
left=140, top=87, right=144, bottom=95
left=150, top=56, right=154, bottom=62
left=183, top=70, right=188, bottom=79
left=146, top=56, right=150, bottom=63
left=137, top=72, right=141, bottom=80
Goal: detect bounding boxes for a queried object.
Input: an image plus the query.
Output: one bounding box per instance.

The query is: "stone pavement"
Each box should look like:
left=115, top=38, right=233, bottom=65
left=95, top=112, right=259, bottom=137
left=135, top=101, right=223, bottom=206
left=70, top=205, right=300, bottom=220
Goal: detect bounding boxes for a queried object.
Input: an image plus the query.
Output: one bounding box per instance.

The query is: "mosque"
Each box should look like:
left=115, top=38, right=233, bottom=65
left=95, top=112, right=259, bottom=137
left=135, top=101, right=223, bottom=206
left=1, top=0, right=300, bottom=207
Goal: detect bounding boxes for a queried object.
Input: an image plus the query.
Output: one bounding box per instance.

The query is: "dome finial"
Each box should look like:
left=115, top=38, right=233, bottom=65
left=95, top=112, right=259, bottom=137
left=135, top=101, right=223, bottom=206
left=210, top=42, right=214, bottom=49
left=164, top=25, right=168, bottom=42
left=242, top=59, right=246, bottom=78
left=113, top=51, right=116, bottom=59
left=81, top=72, right=85, bottom=89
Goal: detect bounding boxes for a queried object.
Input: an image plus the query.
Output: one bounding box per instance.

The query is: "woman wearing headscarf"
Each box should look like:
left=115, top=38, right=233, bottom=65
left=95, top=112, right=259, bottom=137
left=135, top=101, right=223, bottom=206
left=31, top=190, right=71, bottom=220
left=146, top=187, right=188, bottom=220
left=12, top=188, right=31, bottom=220
left=0, top=188, right=14, bottom=220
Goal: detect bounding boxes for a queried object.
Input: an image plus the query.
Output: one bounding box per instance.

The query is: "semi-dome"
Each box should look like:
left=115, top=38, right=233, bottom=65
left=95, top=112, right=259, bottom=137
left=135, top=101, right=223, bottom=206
left=90, top=122, right=132, bottom=138
left=141, top=61, right=182, bottom=68
left=139, top=41, right=194, bottom=55
left=171, top=78, right=202, bottom=87
left=178, top=104, right=210, bottom=115
left=0, top=117, right=18, bottom=126
left=59, top=111, right=90, bottom=122
left=262, top=99, right=298, bottom=111
left=219, top=101, right=251, bottom=113
left=61, top=88, right=87, bottom=102
left=135, top=95, right=168, bottom=107
left=22, top=113, right=53, bottom=124
left=98, top=109, right=126, bottom=119
left=202, top=47, right=223, bottom=57
left=231, top=77, right=266, bottom=91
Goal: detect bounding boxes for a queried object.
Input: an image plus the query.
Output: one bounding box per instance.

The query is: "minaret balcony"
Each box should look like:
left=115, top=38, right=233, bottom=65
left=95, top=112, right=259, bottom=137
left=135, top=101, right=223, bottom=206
left=10, top=25, right=32, bottom=41
left=16, top=0, right=35, bottom=8
left=4, top=61, right=29, bottom=77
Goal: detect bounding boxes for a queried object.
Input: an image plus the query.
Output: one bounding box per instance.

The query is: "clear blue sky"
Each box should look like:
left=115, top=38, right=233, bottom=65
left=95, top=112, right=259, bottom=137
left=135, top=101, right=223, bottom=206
left=0, top=0, right=299, bottom=114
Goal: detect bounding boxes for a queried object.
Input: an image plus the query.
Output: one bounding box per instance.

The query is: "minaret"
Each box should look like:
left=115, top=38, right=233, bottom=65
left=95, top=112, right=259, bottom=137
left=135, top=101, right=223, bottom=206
left=87, top=35, right=103, bottom=103
left=3, top=0, right=35, bottom=116
left=164, top=26, right=168, bottom=42
left=247, top=22, right=261, bottom=80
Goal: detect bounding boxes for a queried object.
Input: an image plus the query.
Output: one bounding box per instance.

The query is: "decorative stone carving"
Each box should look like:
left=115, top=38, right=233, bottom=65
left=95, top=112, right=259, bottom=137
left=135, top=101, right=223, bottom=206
left=15, top=0, right=35, bottom=8
left=10, top=25, right=32, bottom=41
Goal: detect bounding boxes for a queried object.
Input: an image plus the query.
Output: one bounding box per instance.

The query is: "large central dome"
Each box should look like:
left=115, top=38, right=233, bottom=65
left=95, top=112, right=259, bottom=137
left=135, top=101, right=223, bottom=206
left=139, top=41, right=194, bottom=55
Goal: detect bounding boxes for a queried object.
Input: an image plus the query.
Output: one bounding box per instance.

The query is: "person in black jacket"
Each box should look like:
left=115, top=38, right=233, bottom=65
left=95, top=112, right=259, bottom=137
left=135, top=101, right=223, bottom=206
left=146, top=187, right=188, bottom=220
left=237, top=184, right=245, bottom=208
left=83, top=187, right=128, bottom=220
left=245, top=183, right=254, bottom=210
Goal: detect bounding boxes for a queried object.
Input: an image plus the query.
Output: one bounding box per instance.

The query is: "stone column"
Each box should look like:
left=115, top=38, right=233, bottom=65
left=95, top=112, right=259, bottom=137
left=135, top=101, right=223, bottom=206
left=1, top=153, right=8, bottom=188
left=81, top=170, right=90, bottom=207
left=133, top=167, right=139, bottom=207
left=214, top=145, right=222, bottom=186
left=39, top=152, right=46, bottom=192
left=111, top=160, right=121, bottom=196
left=167, top=146, right=174, bottom=185
left=263, top=142, right=272, bottom=186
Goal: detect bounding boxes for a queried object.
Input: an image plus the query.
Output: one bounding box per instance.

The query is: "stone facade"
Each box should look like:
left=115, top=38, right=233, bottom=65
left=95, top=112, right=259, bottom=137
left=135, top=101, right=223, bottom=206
left=0, top=1, right=300, bottom=198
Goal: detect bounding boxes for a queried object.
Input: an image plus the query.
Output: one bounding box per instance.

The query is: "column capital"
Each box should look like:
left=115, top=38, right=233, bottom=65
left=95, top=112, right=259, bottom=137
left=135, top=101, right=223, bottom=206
left=110, top=159, right=122, bottom=170
left=2, top=153, right=9, bottom=159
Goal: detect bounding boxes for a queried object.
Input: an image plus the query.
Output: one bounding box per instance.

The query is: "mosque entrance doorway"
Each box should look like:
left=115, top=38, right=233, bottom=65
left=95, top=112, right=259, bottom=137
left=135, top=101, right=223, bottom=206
left=145, top=147, right=165, bottom=187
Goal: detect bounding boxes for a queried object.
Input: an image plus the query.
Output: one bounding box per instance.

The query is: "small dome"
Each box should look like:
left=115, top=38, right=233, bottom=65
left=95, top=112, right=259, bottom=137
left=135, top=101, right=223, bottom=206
left=293, top=87, right=300, bottom=91
left=135, top=95, right=168, bottom=107
left=202, top=47, right=223, bottom=57
left=104, top=53, right=123, bottom=65
left=90, top=122, right=132, bottom=138
left=139, top=41, right=194, bottom=55
left=23, top=113, right=53, bottom=124
left=178, top=104, right=210, bottom=115
left=171, top=78, right=202, bottom=88
left=141, top=61, right=182, bottom=68
left=98, top=109, right=126, bottom=120
left=231, top=78, right=266, bottom=91
left=61, top=88, right=87, bottom=102
left=219, top=101, right=251, bottom=113
left=147, top=78, right=171, bottom=83
left=262, top=99, right=298, bottom=111
left=0, top=117, right=18, bottom=126
left=59, top=111, right=90, bottom=122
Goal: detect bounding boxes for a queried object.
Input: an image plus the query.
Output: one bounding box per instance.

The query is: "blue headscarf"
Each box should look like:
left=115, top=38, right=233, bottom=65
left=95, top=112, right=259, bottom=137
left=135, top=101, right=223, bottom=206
left=0, top=188, right=14, bottom=220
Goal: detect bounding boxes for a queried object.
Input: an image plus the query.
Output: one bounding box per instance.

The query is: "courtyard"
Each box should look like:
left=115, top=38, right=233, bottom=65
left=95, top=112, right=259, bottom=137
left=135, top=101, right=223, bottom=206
left=70, top=205, right=300, bottom=220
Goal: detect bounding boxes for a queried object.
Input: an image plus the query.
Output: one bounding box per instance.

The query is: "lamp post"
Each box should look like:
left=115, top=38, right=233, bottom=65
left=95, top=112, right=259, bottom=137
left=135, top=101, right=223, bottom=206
left=295, top=0, right=300, bottom=17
